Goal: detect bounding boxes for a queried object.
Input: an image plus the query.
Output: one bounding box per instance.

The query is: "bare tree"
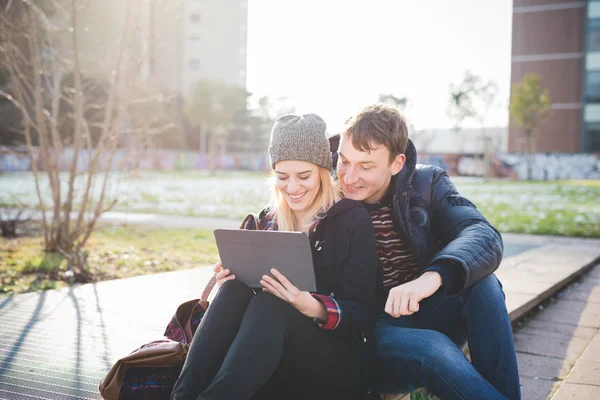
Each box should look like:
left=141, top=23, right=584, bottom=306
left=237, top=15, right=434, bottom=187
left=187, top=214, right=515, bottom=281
left=378, top=93, right=409, bottom=110
left=376, top=93, right=436, bottom=152
left=248, top=95, right=296, bottom=153
left=185, top=80, right=249, bottom=172
left=0, top=0, right=176, bottom=280
left=448, top=71, right=499, bottom=179
left=509, top=74, right=551, bottom=181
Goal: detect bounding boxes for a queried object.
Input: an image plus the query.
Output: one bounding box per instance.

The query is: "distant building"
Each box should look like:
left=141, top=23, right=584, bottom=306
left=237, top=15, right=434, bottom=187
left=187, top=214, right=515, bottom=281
left=77, top=0, right=248, bottom=93
left=147, top=0, right=248, bottom=94
left=411, top=127, right=508, bottom=154
left=509, top=1, right=600, bottom=152
left=181, top=0, right=248, bottom=92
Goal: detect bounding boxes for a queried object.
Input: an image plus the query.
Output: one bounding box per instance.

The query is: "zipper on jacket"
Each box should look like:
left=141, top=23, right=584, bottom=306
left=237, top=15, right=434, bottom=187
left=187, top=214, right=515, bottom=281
left=392, top=194, right=410, bottom=242
left=393, top=193, right=418, bottom=256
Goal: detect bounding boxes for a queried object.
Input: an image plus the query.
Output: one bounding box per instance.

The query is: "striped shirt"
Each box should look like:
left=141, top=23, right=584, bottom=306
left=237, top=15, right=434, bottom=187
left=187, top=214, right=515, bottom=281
left=370, top=205, right=421, bottom=293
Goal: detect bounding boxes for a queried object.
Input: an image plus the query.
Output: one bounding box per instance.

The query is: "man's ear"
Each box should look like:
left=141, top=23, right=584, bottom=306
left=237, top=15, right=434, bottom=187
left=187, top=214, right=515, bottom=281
left=391, top=154, right=406, bottom=176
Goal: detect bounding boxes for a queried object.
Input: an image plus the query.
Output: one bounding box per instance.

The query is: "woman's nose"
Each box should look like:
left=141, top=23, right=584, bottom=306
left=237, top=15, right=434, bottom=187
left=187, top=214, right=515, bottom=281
left=287, top=178, right=300, bottom=192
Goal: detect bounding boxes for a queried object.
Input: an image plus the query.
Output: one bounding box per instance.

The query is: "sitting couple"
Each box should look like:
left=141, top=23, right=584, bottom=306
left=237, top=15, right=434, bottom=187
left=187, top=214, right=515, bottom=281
left=170, top=104, right=521, bottom=400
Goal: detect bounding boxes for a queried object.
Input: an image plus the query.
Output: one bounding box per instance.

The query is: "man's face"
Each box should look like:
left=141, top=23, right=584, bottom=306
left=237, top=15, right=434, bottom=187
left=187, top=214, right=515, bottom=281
left=337, top=136, right=405, bottom=204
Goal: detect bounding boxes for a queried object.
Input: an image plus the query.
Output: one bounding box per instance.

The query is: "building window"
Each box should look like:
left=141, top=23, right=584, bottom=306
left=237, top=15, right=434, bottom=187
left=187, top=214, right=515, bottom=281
left=189, top=59, right=200, bottom=71
left=590, top=2, right=600, bottom=19
left=586, top=71, right=600, bottom=103
left=588, top=19, right=600, bottom=51
left=585, top=123, right=600, bottom=151
left=190, top=13, right=201, bottom=23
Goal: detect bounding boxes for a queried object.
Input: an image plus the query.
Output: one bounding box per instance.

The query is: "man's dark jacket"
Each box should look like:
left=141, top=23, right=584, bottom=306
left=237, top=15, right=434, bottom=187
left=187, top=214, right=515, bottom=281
left=329, top=135, right=504, bottom=297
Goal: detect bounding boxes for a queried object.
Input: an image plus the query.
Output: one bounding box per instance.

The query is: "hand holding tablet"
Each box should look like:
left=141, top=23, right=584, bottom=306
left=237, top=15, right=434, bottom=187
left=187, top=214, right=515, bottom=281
left=213, top=229, right=317, bottom=292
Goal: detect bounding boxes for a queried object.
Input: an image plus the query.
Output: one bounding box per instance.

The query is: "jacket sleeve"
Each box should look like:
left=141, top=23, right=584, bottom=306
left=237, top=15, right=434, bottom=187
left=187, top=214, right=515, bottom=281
left=310, top=293, right=342, bottom=330
left=328, top=207, right=379, bottom=338
left=428, top=170, right=504, bottom=295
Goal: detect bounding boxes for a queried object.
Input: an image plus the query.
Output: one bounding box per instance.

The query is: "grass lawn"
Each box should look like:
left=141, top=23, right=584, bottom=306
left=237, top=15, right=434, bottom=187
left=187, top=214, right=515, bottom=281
left=2, top=171, right=598, bottom=237
left=462, top=180, right=600, bottom=238
left=1, top=173, right=599, bottom=295
left=0, top=222, right=219, bottom=295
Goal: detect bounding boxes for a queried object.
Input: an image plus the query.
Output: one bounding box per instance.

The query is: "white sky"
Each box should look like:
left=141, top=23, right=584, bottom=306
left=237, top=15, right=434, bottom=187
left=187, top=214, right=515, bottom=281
left=246, top=0, right=513, bottom=132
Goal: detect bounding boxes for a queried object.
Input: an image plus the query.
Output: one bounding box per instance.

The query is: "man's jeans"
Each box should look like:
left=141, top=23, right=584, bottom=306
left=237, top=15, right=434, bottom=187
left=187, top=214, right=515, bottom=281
left=374, top=274, right=521, bottom=400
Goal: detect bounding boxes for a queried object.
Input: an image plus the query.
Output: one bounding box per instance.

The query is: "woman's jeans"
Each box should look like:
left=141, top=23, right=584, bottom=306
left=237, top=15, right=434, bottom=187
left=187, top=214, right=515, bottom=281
left=374, top=274, right=521, bottom=400
left=171, top=280, right=362, bottom=400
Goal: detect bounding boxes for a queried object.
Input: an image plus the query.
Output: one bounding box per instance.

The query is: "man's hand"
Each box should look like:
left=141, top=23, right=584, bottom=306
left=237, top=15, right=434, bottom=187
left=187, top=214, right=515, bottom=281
left=385, top=271, right=442, bottom=318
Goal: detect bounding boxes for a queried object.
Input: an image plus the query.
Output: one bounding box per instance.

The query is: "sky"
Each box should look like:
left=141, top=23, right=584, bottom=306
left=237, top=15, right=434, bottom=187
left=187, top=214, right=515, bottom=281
left=246, top=0, right=513, bottom=132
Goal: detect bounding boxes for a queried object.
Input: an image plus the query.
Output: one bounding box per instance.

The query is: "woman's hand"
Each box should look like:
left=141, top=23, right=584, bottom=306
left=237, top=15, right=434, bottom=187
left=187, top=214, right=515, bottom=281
left=260, top=268, right=327, bottom=321
left=214, top=262, right=235, bottom=288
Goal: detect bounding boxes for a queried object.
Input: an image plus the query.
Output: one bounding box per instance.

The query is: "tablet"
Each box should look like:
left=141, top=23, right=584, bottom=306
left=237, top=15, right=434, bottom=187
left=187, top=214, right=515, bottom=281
left=214, top=229, right=317, bottom=292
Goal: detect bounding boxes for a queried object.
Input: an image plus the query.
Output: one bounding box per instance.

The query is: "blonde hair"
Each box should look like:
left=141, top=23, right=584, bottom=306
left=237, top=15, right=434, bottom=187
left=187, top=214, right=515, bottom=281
left=268, top=167, right=341, bottom=232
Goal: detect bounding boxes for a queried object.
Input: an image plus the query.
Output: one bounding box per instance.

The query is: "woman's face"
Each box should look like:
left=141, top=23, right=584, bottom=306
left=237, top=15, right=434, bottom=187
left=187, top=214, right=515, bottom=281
left=274, top=160, right=322, bottom=214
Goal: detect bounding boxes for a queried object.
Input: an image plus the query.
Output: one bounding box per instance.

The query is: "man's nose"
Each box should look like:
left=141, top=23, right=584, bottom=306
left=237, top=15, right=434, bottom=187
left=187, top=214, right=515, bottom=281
left=344, top=166, right=359, bottom=185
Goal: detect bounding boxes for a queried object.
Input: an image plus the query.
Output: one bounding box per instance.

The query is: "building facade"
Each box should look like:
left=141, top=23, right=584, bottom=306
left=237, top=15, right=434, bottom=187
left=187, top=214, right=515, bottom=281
left=77, top=0, right=248, bottom=94
left=181, top=0, right=248, bottom=92
left=144, top=0, right=248, bottom=94
left=509, top=0, right=600, bottom=153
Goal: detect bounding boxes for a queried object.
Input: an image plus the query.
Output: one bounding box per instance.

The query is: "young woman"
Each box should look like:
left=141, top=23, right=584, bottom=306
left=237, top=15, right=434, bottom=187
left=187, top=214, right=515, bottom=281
left=170, top=113, right=379, bottom=400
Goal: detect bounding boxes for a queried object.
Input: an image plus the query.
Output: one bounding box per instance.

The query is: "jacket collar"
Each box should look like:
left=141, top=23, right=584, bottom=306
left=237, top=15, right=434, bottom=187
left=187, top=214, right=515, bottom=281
left=324, top=198, right=364, bottom=217
left=393, top=138, right=417, bottom=193
left=257, top=198, right=363, bottom=226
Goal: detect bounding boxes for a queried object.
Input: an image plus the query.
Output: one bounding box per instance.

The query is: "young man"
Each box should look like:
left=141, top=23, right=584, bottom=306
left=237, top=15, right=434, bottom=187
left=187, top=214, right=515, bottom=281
left=330, top=103, right=520, bottom=400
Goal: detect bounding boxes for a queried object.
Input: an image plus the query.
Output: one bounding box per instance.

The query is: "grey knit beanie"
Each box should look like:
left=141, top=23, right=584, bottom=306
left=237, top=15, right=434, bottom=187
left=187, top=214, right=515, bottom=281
left=269, top=113, right=332, bottom=170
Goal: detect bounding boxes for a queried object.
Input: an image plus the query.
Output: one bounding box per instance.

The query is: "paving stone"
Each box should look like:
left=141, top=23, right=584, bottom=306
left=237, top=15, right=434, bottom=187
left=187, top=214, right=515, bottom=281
left=539, top=300, right=600, bottom=329
left=505, top=291, right=538, bottom=319
left=499, top=277, right=557, bottom=295
left=519, top=376, right=560, bottom=400
left=565, top=360, right=600, bottom=386
left=0, top=234, right=597, bottom=399
left=533, top=303, right=600, bottom=329
left=516, top=319, right=597, bottom=341
left=517, top=352, right=573, bottom=380
left=580, top=334, right=600, bottom=363
left=559, top=284, right=600, bottom=304
left=587, top=266, right=600, bottom=280
left=551, top=382, right=600, bottom=400
left=514, top=332, right=589, bottom=363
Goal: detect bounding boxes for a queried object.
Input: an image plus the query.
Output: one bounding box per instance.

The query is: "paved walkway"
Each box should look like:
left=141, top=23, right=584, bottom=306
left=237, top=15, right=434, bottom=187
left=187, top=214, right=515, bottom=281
left=8, top=209, right=243, bottom=230
left=516, top=263, right=600, bottom=400
left=0, top=232, right=598, bottom=399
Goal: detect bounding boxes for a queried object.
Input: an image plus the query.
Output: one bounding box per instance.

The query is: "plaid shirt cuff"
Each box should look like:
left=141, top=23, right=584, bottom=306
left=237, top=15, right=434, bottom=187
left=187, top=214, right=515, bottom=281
left=310, top=293, right=341, bottom=330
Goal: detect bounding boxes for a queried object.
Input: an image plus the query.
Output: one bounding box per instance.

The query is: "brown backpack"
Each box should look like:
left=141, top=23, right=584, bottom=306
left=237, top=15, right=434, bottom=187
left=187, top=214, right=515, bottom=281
left=99, top=214, right=261, bottom=400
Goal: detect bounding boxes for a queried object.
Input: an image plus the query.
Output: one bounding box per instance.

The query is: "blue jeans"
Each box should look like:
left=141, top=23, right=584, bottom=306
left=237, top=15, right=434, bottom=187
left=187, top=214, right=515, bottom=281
left=374, top=274, right=521, bottom=400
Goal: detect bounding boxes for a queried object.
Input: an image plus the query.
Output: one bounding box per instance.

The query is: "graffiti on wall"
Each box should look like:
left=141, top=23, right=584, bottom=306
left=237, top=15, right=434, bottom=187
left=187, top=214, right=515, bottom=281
left=2, top=146, right=599, bottom=180
left=0, top=147, right=271, bottom=173
left=418, top=153, right=600, bottom=180
left=494, top=153, right=600, bottom=180
left=0, top=151, right=32, bottom=172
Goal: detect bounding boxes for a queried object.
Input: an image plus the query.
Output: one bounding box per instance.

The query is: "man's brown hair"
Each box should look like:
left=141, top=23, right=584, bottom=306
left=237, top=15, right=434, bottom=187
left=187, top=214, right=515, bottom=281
left=342, top=103, right=408, bottom=163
